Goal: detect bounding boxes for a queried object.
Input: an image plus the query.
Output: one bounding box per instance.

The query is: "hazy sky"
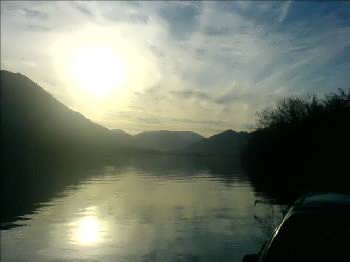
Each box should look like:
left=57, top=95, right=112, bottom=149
left=1, top=1, right=350, bottom=136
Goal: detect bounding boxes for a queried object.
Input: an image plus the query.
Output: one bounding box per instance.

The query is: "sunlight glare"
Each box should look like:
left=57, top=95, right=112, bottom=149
left=75, top=216, right=101, bottom=245
left=69, top=45, right=126, bottom=97
left=51, top=26, right=161, bottom=122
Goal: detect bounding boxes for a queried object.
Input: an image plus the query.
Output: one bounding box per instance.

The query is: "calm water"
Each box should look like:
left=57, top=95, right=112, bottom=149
left=1, top=156, right=283, bottom=262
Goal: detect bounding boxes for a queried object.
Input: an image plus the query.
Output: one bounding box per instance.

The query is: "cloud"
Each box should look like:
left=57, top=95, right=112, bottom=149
left=170, top=89, right=213, bottom=103
left=21, top=7, right=48, bottom=20
left=203, top=25, right=231, bottom=36
left=71, top=2, right=95, bottom=17
left=1, top=1, right=350, bottom=135
left=278, top=1, right=292, bottom=23
left=94, top=2, right=150, bottom=24
left=25, top=24, right=52, bottom=31
left=158, top=2, right=201, bottom=40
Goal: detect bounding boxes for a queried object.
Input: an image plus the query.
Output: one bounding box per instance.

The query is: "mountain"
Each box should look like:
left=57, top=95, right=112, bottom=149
left=1, top=70, right=130, bottom=165
left=110, top=128, right=134, bottom=147
left=133, top=130, right=203, bottom=151
left=1, top=70, right=203, bottom=160
left=183, top=129, right=249, bottom=156
left=1, top=70, right=245, bottom=159
left=111, top=129, right=131, bottom=137
left=111, top=129, right=204, bottom=152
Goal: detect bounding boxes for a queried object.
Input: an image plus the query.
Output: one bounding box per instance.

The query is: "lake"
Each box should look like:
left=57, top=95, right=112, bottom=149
left=1, top=156, right=284, bottom=262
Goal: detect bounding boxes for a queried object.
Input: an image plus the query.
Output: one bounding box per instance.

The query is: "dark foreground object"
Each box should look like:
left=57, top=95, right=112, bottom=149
left=242, top=89, right=350, bottom=203
left=243, top=192, right=350, bottom=262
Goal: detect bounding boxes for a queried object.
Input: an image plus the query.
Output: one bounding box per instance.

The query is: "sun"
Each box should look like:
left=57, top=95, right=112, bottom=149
left=68, top=45, right=126, bottom=97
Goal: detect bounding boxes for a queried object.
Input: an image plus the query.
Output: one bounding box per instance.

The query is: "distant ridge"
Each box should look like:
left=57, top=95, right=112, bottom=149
left=0, top=70, right=207, bottom=155
left=111, top=129, right=131, bottom=136
left=1, top=70, right=132, bottom=165
left=133, top=130, right=203, bottom=151
left=1, top=70, right=248, bottom=157
left=183, top=129, right=249, bottom=156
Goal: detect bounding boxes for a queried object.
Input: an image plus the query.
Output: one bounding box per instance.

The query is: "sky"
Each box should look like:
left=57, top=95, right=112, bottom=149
left=1, top=1, right=350, bottom=136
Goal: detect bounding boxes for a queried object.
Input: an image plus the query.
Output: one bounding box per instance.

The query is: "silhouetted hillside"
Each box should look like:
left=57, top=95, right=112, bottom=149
left=110, top=128, right=135, bottom=148
left=0, top=70, right=234, bottom=158
left=111, top=128, right=131, bottom=137
left=242, top=89, right=350, bottom=203
left=183, top=129, right=249, bottom=156
left=133, top=130, right=203, bottom=151
left=1, top=70, right=127, bottom=165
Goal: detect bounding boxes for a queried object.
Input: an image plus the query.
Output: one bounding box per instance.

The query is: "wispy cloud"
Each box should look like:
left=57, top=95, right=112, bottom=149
left=21, top=7, right=48, bottom=20
left=71, top=2, right=95, bottom=18
left=1, top=1, right=349, bottom=135
left=278, top=1, right=292, bottom=23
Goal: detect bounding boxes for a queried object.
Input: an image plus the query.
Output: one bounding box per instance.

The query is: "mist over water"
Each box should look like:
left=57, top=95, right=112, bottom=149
left=1, top=156, right=283, bottom=262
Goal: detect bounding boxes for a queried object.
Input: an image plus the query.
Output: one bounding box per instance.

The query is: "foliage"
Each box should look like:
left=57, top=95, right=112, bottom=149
left=242, top=89, right=350, bottom=203
left=257, top=89, right=349, bottom=130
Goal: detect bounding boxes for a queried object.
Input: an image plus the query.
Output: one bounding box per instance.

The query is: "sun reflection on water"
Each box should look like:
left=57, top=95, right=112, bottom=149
left=70, top=206, right=106, bottom=246
left=76, top=216, right=101, bottom=245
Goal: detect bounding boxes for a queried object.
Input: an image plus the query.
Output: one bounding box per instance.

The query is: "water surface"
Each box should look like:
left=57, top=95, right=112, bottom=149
left=1, top=156, right=283, bottom=262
